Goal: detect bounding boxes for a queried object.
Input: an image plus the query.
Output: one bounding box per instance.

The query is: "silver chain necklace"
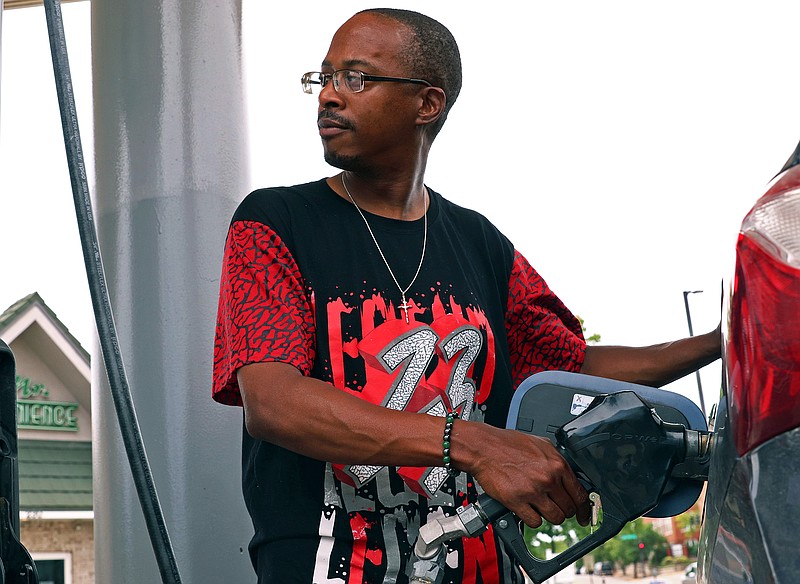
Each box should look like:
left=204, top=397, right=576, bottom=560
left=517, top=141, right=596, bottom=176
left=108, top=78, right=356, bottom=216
left=341, top=173, right=428, bottom=324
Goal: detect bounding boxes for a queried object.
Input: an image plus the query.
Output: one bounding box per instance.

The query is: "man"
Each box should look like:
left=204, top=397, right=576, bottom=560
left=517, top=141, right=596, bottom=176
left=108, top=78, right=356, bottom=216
left=213, top=9, right=720, bottom=584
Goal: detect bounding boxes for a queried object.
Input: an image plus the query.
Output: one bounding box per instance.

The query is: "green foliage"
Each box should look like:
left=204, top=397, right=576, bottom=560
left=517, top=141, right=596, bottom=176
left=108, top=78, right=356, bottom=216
left=676, top=511, right=702, bottom=534
left=602, top=519, right=669, bottom=567
left=577, top=316, right=601, bottom=344
left=532, top=518, right=670, bottom=574
left=524, top=517, right=593, bottom=559
left=676, top=510, right=702, bottom=559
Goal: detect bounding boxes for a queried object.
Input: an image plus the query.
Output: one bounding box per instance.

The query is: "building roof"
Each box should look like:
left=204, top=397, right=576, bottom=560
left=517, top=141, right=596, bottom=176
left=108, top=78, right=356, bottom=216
left=0, top=292, right=89, bottom=364
left=0, top=292, right=91, bottom=425
left=18, top=440, right=92, bottom=511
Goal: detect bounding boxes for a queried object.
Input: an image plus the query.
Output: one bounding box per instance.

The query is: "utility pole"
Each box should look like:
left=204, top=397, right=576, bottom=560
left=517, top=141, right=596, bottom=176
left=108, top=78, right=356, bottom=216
left=683, top=290, right=706, bottom=417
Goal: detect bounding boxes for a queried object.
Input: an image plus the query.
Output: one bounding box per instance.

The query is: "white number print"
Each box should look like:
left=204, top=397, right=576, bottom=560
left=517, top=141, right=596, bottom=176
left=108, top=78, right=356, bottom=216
left=441, top=326, right=483, bottom=422
left=345, top=324, right=482, bottom=490
left=380, top=328, right=438, bottom=411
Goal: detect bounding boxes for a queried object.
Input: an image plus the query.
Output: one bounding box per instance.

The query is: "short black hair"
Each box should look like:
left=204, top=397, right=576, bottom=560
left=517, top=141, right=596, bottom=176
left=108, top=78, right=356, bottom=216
left=359, top=8, right=462, bottom=139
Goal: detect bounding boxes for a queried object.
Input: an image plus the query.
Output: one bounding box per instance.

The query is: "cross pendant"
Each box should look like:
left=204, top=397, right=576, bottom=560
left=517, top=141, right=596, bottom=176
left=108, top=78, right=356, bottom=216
left=399, top=295, right=412, bottom=324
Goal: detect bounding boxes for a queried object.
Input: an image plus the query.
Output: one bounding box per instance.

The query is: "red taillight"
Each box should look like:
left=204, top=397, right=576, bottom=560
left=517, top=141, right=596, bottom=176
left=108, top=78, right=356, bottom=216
left=727, top=167, right=800, bottom=456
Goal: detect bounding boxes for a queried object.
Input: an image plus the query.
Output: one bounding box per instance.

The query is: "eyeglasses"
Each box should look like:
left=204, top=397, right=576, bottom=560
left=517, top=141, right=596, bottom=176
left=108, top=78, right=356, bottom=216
left=301, top=69, right=432, bottom=95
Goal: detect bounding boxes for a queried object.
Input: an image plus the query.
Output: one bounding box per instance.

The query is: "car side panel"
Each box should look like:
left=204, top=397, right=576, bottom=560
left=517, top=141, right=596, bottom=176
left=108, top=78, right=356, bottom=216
left=700, top=423, right=800, bottom=583
left=699, top=397, right=772, bottom=584
left=704, top=458, right=773, bottom=584
left=749, top=427, right=800, bottom=582
left=698, top=398, right=736, bottom=582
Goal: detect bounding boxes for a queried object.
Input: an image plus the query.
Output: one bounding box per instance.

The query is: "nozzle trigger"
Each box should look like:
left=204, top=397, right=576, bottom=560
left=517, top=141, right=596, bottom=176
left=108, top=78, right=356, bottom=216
left=589, top=492, right=602, bottom=532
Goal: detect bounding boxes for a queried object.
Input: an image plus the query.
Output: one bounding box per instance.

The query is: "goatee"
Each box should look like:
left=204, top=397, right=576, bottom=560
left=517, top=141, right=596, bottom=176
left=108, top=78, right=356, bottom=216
left=324, top=150, right=367, bottom=173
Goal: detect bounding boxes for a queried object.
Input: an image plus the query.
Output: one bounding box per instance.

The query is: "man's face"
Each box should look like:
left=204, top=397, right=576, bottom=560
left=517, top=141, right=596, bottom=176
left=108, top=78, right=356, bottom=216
left=317, top=13, right=424, bottom=172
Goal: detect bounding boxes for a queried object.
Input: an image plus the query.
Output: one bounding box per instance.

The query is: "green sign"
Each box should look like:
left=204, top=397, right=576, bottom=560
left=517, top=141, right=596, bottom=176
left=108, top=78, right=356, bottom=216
left=620, top=534, right=638, bottom=541
left=17, top=400, right=79, bottom=431
left=14, top=376, right=79, bottom=432
left=15, top=375, right=49, bottom=398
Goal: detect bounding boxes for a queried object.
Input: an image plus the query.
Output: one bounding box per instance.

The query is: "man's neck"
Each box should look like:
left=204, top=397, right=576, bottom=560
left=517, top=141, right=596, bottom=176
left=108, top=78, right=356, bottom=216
left=330, top=168, right=428, bottom=221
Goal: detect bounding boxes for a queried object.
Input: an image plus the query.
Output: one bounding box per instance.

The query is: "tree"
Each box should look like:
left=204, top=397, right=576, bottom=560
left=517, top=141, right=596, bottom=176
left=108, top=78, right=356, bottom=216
left=676, top=510, right=703, bottom=558
left=588, top=519, right=669, bottom=577
left=524, top=517, right=593, bottom=560
left=577, top=316, right=601, bottom=344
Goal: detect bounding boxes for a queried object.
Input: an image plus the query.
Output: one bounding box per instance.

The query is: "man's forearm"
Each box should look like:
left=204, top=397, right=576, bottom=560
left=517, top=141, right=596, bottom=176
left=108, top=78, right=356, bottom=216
left=579, top=327, right=721, bottom=387
left=238, top=361, right=446, bottom=467
left=236, top=360, right=591, bottom=528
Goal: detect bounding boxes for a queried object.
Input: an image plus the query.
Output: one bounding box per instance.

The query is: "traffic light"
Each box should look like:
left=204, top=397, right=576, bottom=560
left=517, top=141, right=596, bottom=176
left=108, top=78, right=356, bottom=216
left=638, top=542, right=645, bottom=549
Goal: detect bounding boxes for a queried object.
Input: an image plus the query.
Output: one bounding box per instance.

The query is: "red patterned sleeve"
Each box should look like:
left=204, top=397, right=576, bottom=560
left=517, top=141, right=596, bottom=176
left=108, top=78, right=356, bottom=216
left=212, top=220, right=316, bottom=406
left=506, top=250, right=586, bottom=388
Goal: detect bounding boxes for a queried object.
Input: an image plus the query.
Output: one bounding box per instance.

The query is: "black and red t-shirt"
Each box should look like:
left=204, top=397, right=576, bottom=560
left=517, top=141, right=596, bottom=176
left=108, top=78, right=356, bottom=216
left=213, top=179, right=586, bottom=583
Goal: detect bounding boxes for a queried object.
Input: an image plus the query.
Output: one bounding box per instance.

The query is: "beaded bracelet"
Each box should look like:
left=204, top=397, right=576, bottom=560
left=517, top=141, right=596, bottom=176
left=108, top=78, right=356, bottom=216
left=442, top=411, right=459, bottom=477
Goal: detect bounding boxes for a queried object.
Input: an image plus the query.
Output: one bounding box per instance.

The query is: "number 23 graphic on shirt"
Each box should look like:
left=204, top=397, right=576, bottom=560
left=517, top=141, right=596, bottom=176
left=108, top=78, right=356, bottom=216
left=329, top=302, right=496, bottom=498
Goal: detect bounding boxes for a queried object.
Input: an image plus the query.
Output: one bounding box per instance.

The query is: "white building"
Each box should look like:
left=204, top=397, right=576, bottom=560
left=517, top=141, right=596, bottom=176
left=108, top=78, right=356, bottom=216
left=0, top=292, right=93, bottom=584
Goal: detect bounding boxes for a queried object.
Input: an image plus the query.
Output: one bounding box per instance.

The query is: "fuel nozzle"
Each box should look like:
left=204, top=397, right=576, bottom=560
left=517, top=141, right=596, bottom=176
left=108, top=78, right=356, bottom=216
left=497, top=390, right=710, bottom=583
left=671, top=424, right=712, bottom=481
left=409, top=389, right=711, bottom=584
left=555, top=391, right=706, bottom=512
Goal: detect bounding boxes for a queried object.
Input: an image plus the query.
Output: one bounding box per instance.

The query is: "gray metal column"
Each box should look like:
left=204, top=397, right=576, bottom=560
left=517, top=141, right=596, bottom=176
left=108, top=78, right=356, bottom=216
left=91, top=1, right=253, bottom=582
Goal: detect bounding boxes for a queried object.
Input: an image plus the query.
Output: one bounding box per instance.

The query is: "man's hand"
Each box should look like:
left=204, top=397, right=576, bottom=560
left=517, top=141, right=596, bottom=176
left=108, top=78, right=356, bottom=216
left=455, top=422, right=591, bottom=529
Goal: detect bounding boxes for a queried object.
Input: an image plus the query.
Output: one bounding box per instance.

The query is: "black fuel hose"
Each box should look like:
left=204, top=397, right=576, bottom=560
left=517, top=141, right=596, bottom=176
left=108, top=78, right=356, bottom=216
left=42, top=1, right=182, bottom=582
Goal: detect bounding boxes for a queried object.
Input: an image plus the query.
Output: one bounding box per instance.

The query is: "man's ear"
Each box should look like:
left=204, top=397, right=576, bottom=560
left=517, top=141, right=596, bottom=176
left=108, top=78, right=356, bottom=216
left=416, top=86, right=447, bottom=128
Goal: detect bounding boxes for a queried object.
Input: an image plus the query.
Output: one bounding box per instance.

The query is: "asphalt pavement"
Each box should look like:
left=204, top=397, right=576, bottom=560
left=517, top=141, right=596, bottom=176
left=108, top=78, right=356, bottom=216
left=543, top=566, right=688, bottom=584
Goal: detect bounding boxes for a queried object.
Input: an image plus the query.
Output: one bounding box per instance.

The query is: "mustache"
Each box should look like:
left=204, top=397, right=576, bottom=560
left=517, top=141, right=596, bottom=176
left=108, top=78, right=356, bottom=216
left=318, top=109, right=355, bottom=130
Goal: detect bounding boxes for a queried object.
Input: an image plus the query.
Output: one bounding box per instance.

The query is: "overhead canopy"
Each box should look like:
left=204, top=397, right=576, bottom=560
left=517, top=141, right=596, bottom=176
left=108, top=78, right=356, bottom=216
left=2, top=0, right=85, bottom=10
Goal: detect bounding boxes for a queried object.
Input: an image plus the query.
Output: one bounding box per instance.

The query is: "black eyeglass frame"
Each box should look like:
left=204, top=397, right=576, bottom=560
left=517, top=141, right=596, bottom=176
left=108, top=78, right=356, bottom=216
left=301, top=69, right=433, bottom=94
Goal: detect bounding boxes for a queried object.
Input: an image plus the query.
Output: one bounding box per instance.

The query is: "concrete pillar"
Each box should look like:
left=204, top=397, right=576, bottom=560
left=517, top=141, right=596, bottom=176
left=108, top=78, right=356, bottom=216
left=91, top=0, right=253, bottom=581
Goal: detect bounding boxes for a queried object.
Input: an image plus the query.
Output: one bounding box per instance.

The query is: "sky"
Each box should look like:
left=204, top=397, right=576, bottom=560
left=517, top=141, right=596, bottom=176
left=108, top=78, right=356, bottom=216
left=2, top=1, right=800, bottom=414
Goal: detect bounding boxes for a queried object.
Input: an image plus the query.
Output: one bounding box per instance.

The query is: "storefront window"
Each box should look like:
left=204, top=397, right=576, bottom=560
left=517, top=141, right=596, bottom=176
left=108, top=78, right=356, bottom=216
left=32, top=553, right=71, bottom=584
